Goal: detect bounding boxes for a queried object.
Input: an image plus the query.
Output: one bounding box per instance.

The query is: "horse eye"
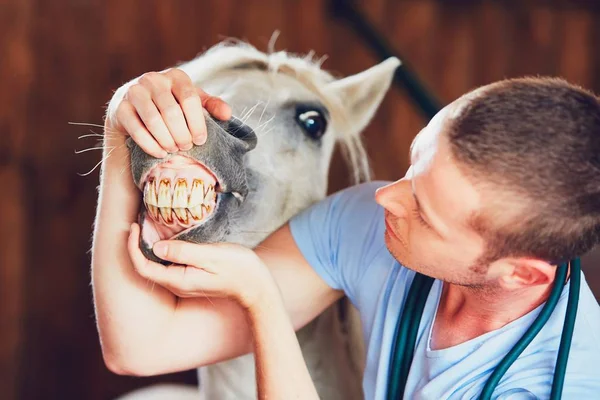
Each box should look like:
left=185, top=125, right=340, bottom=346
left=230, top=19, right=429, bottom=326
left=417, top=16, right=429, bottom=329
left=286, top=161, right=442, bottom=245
left=296, top=109, right=327, bottom=140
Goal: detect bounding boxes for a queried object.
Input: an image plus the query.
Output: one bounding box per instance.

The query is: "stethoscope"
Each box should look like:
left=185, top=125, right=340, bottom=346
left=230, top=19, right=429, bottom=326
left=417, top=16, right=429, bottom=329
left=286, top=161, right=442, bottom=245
left=385, top=258, right=581, bottom=400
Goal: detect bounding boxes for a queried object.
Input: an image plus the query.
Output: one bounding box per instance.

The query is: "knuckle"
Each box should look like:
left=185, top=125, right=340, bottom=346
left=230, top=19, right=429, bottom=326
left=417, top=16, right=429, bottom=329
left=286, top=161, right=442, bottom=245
left=163, top=104, right=183, bottom=120
left=146, top=114, right=165, bottom=130
left=167, top=68, right=191, bottom=82
left=178, top=87, right=199, bottom=102
left=126, top=83, right=148, bottom=100
left=155, top=91, right=175, bottom=106
left=139, top=71, right=160, bottom=86
left=166, top=244, right=181, bottom=261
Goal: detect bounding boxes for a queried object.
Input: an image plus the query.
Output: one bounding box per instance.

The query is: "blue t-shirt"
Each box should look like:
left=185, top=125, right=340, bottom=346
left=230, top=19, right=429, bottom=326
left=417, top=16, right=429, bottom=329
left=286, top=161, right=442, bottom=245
left=289, top=181, right=600, bottom=400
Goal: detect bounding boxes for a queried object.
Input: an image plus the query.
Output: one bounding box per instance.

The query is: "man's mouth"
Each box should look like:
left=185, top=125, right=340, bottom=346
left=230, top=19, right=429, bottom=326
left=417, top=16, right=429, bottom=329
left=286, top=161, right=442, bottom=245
left=384, top=213, right=401, bottom=242
left=139, top=155, right=221, bottom=242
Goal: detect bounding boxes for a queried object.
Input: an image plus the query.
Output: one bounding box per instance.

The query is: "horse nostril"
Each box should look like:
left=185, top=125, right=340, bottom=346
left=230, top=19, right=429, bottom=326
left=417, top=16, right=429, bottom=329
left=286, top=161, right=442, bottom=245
left=223, top=117, right=257, bottom=151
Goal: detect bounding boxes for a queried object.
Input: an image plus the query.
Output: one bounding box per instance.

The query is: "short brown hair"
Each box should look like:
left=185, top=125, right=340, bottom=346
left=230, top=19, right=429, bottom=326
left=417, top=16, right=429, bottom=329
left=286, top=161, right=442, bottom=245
left=448, top=77, right=600, bottom=264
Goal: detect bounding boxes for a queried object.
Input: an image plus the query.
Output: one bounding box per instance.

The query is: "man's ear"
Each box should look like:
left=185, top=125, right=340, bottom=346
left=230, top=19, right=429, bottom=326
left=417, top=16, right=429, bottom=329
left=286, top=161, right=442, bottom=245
left=496, top=258, right=556, bottom=290
left=325, top=57, right=400, bottom=135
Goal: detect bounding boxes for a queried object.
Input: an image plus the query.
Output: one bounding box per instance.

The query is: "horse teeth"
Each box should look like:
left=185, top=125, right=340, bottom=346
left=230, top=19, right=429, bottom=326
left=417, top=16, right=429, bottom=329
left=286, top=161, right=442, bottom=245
left=147, top=205, right=159, bottom=220
left=174, top=208, right=188, bottom=223
left=158, top=179, right=172, bottom=207
left=189, top=179, right=204, bottom=207
left=144, top=179, right=158, bottom=206
left=189, top=205, right=203, bottom=220
left=203, top=185, right=215, bottom=205
left=160, top=207, right=173, bottom=224
left=186, top=209, right=194, bottom=223
left=172, top=179, right=188, bottom=208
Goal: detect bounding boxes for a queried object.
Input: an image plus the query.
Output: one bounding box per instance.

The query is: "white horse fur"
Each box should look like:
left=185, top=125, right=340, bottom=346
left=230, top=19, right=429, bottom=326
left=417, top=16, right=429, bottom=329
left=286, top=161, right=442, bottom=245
left=112, top=38, right=400, bottom=400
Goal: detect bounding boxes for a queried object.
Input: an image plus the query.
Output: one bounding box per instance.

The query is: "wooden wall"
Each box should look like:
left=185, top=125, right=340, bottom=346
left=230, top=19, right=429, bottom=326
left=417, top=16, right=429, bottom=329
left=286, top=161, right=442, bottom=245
left=1, top=1, right=599, bottom=399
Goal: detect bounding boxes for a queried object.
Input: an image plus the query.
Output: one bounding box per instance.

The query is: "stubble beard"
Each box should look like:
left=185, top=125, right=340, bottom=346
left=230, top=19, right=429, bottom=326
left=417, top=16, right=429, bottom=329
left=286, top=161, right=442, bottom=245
left=384, top=231, right=495, bottom=291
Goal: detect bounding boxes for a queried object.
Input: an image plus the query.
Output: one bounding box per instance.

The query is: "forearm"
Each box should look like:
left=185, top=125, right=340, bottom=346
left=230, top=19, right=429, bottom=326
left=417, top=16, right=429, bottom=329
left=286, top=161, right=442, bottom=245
left=248, top=284, right=320, bottom=400
left=91, top=134, right=178, bottom=373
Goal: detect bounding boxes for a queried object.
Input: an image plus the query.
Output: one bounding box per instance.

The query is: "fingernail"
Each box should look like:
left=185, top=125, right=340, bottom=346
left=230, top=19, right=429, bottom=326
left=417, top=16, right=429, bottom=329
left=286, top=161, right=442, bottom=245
left=192, top=136, right=204, bottom=145
left=153, top=242, right=167, bottom=257
left=159, top=150, right=168, bottom=158
left=181, top=143, right=193, bottom=151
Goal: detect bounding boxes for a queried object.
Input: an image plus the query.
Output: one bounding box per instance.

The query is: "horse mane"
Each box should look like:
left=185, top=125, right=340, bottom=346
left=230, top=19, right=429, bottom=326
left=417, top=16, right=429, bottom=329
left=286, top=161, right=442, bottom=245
left=177, top=37, right=371, bottom=183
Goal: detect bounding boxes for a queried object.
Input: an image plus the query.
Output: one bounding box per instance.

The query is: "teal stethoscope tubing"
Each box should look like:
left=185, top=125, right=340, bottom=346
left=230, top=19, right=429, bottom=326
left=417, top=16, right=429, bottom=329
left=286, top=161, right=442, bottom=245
left=386, top=258, right=581, bottom=400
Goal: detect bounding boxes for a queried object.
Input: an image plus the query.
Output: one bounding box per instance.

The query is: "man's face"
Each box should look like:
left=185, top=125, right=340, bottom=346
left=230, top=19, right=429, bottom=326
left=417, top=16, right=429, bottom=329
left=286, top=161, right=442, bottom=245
left=375, top=102, right=493, bottom=286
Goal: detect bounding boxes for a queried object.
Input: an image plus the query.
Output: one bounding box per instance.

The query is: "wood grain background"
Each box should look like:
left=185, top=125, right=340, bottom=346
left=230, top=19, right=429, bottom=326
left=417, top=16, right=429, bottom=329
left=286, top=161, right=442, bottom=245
left=2, top=1, right=599, bottom=399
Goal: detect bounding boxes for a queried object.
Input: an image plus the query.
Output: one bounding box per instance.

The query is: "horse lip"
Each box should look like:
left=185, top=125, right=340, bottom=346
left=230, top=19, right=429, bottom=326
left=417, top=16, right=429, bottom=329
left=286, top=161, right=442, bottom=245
left=138, top=154, right=222, bottom=190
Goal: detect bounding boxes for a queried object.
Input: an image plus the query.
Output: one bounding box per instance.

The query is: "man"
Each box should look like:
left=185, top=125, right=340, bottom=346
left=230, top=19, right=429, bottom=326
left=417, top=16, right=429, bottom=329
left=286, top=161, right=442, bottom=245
left=93, top=70, right=600, bottom=399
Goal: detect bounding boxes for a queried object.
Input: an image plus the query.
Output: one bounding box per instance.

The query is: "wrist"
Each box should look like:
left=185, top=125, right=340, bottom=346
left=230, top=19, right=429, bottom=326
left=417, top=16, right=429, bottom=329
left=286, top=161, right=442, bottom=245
left=240, top=273, right=282, bottom=314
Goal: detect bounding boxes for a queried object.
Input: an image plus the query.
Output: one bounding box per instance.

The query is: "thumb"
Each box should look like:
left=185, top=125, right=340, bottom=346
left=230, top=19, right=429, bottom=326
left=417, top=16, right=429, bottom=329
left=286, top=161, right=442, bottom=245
left=197, top=88, right=232, bottom=121
left=152, top=240, right=217, bottom=272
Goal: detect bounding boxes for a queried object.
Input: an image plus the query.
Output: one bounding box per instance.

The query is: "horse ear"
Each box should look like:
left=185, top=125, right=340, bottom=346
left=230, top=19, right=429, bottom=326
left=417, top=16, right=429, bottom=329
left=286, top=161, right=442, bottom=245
left=326, top=57, right=400, bottom=135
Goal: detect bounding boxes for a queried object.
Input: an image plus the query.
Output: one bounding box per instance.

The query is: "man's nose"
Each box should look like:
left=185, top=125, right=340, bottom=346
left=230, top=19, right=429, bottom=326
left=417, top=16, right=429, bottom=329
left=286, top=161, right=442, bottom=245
left=375, top=179, right=412, bottom=217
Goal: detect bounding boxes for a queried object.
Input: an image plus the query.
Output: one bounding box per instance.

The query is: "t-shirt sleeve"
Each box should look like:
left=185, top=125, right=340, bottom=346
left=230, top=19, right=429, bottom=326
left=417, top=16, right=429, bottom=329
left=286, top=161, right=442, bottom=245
left=288, top=181, right=389, bottom=303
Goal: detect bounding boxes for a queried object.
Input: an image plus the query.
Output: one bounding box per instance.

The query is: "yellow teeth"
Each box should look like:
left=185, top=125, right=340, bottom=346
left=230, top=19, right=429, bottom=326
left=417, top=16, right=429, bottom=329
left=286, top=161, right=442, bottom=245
left=144, top=177, right=216, bottom=224
left=159, top=207, right=173, bottom=223
left=173, top=208, right=188, bottom=223
left=172, top=179, right=188, bottom=208
left=144, top=178, right=159, bottom=206
left=157, top=179, right=172, bottom=207
left=189, top=205, right=203, bottom=220
left=147, top=205, right=160, bottom=220
left=189, top=179, right=205, bottom=207
left=204, top=185, right=216, bottom=205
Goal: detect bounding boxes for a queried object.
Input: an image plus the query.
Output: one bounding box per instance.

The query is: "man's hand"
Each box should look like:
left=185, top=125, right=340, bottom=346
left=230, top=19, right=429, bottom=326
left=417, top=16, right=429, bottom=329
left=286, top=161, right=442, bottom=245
left=128, top=223, right=277, bottom=309
left=105, top=68, right=232, bottom=158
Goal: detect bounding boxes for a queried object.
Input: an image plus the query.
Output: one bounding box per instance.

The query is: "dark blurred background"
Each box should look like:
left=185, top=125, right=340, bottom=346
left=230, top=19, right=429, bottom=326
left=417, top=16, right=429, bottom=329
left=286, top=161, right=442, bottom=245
left=2, top=0, right=600, bottom=399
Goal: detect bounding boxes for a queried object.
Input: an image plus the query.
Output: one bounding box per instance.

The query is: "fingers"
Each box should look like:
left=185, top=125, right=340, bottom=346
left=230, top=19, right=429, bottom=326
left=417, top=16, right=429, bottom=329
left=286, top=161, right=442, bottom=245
left=116, top=100, right=168, bottom=159
left=151, top=240, right=215, bottom=272
left=127, top=223, right=170, bottom=279
left=169, top=71, right=208, bottom=146
left=118, top=68, right=232, bottom=155
left=144, top=72, right=193, bottom=151
left=126, top=81, right=178, bottom=154
left=127, top=223, right=211, bottom=296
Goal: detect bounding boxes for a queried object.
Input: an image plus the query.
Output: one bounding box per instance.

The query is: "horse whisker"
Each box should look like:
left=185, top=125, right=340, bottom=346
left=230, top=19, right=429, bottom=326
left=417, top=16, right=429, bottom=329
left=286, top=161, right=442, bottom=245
left=258, top=97, right=271, bottom=127
left=69, top=121, right=123, bottom=138
left=241, top=101, right=262, bottom=124
left=77, top=133, right=106, bottom=139
left=68, top=121, right=106, bottom=129
left=254, top=115, right=275, bottom=133
left=77, top=144, right=121, bottom=177
left=256, top=125, right=275, bottom=138
left=74, top=146, right=111, bottom=154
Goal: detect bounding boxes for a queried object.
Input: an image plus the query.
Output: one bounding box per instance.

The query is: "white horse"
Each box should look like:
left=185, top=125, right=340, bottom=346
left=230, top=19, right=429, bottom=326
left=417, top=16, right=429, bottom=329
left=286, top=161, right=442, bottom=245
left=111, top=38, right=399, bottom=400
